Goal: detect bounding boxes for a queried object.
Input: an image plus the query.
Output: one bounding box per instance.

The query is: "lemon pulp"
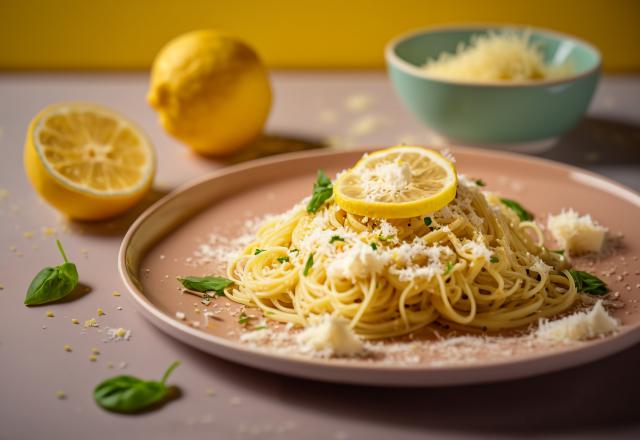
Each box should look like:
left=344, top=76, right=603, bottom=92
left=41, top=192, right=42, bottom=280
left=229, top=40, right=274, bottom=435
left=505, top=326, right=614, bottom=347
left=24, top=102, right=155, bottom=220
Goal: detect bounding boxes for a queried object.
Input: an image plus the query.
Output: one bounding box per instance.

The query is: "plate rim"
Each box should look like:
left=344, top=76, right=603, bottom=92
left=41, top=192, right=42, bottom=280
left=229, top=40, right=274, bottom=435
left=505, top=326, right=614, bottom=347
left=118, top=146, right=640, bottom=386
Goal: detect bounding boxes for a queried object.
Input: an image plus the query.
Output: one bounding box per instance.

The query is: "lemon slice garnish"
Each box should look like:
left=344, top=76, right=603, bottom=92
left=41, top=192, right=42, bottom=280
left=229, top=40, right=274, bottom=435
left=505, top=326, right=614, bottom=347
left=24, top=102, right=155, bottom=220
left=334, top=146, right=457, bottom=219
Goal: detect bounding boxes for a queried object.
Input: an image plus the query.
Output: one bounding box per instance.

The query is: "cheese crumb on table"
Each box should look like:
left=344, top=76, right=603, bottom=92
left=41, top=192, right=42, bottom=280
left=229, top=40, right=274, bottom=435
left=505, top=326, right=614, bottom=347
left=97, top=308, right=105, bottom=316
left=63, top=345, right=72, bottom=352
left=55, top=390, right=66, bottom=399
left=112, top=290, right=121, bottom=297
left=71, top=318, right=79, bottom=325
left=547, top=209, right=607, bottom=255
left=84, top=318, right=98, bottom=327
left=46, top=311, right=55, bottom=318
left=537, top=301, right=619, bottom=341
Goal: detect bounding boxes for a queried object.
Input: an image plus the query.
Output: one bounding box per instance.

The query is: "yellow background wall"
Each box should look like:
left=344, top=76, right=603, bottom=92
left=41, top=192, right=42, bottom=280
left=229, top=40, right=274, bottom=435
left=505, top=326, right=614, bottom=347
left=1, top=0, right=639, bottom=71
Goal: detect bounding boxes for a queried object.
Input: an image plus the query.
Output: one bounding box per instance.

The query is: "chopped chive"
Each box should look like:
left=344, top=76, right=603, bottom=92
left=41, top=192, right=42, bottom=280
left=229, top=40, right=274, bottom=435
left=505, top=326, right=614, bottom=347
left=303, top=254, right=314, bottom=276
left=238, top=312, right=250, bottom=325
left=444, top=262, right=454, bottom=275
left=329, top=235, right=345, bottom=244
left=277, top=256, right=289, bottom=263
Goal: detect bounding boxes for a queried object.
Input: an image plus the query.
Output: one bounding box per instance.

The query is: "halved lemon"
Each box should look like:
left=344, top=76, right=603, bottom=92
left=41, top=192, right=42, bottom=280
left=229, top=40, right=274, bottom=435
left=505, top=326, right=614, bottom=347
left=334, top=146, right=457, bottom=219
left=24, top=103, right=155, bottom=220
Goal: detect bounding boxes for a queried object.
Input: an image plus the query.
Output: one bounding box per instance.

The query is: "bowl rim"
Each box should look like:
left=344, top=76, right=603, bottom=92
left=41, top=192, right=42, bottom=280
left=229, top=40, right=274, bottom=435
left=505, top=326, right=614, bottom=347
left=384, top=23, right=602, bottom=88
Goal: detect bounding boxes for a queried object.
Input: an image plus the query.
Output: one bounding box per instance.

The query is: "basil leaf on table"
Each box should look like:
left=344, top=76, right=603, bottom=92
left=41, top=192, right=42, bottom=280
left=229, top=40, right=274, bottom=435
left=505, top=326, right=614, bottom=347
left=24, top=240, right=78, bottom=305
left=94, top=361, right=181, bottom=413
left=177, top=275, right=233, bottom=296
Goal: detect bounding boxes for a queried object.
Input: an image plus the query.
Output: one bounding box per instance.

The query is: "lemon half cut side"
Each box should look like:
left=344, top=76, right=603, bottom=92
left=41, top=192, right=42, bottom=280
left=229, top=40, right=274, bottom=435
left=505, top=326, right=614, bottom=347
left=24, top=102, right=155, bottom=220
left=334, top=146, right=457, bottom=219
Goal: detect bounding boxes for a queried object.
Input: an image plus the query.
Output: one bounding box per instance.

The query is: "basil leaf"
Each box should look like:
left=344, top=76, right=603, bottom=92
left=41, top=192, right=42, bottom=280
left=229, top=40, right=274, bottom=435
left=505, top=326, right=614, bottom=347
left=94, top=361, right=180, bottom=413
left=568, top=270, right=608, bottom=296
left=177, top=276, right=233, bottom=297
left=500, top=198, right=534, bottom=221
left=306, top=170, right=333, bottom=213
left=24, top=240, right=78, bottom=305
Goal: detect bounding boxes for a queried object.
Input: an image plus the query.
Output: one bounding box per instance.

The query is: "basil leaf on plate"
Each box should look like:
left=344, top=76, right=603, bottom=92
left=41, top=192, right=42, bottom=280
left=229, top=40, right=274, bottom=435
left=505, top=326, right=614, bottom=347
left=306, top=170, right=333, bottom=213
left=177, top=276, right=233, bottom=296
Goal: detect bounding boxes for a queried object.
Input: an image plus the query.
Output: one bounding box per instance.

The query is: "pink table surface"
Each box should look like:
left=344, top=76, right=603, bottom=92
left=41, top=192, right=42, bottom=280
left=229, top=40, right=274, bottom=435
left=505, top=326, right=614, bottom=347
left=1, top=71, right=639, bottom=440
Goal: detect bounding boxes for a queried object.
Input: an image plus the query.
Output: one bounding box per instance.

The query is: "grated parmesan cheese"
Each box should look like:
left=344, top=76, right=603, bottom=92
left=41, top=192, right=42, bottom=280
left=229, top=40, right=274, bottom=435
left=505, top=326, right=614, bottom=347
left=421, top=30, right=571, bottom=83
left=460, top=239, right=492, bottom=261
left=537, top=301, right=619, bottom=341
left=547, top=209, right=607, bottom=255
left=359, top=160, right=413, bottom=202
left=296, top=315, right=364, bottom=356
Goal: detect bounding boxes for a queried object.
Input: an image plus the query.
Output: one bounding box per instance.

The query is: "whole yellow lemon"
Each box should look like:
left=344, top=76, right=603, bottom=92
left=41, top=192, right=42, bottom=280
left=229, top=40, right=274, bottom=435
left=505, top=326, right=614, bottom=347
left=147, top=30, right=272, bottom=156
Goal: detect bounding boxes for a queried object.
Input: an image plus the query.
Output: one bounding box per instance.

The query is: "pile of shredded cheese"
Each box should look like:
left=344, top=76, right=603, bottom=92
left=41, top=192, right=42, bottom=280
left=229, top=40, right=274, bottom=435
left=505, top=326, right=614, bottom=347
left=421, top=31, right=572, bottom=82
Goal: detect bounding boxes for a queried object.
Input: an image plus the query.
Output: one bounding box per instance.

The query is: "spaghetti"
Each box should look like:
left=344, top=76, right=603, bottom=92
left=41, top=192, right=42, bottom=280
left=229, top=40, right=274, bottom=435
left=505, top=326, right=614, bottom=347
left=225, top=174, right=578, bottom=339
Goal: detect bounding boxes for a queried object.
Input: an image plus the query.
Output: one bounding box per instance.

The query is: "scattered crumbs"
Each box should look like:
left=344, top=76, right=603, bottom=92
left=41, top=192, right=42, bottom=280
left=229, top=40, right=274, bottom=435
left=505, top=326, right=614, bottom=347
left=159, top=254, right=166, bottom=260
left=319, top=109, right=338, bottom=123
left=191, top=321, right=201, bottom=328
left=348, top=115, right=384, bottom=136
left=84, top=318, right=98, bottom=328
left=112, top=290, right=121, bottom=297
left=176, top=311, right=186, bottom=320
left=97, top=308, right=105, bottom=316
left=0, top=284, right=4, bottom=290
left=91, top=347, right=100, bottom=355
left=71, top=318, right=79, bottom=325
left=229, top=397, right=242, bottom=406
left=106, top=362, right=114, bottom=369
left=104, top=327, right=131, bottom=342
left=63, top=344, right=73, bottom=352
left=55, top=390, right=66, bottom=399
left=345, top=93, right=373, bottom=112
left=41, top=325, right=47, bottom=330
left=206, top=388, right=215, bottom=397
left=119, top=361, right=128, bottom=369
left=89, top=354, right=98, bottom=362
left=41, top=227, right=56, bottom=237
left=22, top=231, right=34, bottom=239
left=46, top=310, right=55, bottom=318
left=116, top=306, right=123, bottom=311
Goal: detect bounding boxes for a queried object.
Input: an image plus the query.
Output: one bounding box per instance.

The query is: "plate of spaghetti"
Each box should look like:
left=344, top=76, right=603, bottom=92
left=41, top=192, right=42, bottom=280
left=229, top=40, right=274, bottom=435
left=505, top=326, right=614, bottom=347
left=119, top=146, right=640, bottom=386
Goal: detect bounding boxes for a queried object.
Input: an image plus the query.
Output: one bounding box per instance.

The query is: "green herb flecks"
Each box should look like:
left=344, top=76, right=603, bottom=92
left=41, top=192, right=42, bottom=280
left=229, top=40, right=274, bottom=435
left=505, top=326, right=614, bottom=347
left=303, top=253, right=314, bottom=276
left=370, top=243, right=378, bottom=251
left=238, top=312, right=250, bottom=325
left=93, top=361, right=180, bottom=413
left=475, top=179, right=486, bottom=187
left=329, top=235, right=345, bottom=244
left=253, top=325, right=268, bottom=331
left=306, top=170, right=333, bottom=213
left=254, top=248, right=265, bottom=255
left=569, top=270, right=608, bottom=296
left=290, top=249, right=299, bottom=255
left=490, top=256, right=499, bottom=263
left=177, top=276, right=233, bottom=297
left=444, top=262, right=455, bottom=275
left=550, top=249, right=565, bottom=255
left=423, top=217, right=432, bottom=227
left=24, top=240, right=78, bottom=306
left=378, top=234, right=394, bottom=242
left=277, top=256, right=290, bottom=264
left=500, top=198, right=534, bottom=221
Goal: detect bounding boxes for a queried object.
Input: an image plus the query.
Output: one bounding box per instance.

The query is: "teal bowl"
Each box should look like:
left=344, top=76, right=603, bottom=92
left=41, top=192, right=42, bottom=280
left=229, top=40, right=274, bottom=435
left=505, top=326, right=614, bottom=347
left=385, top=25, right=601, bottom=145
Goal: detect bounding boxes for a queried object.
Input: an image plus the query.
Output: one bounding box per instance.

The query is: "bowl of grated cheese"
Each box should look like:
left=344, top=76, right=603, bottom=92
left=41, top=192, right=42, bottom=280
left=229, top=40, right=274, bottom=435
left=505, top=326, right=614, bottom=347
left=385, top=25, right=601, bottom=147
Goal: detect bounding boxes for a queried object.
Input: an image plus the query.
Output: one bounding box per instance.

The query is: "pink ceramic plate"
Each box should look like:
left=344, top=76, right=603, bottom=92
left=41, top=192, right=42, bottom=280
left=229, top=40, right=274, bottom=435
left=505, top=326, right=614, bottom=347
left=119, top=147, right=640, bottom=386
